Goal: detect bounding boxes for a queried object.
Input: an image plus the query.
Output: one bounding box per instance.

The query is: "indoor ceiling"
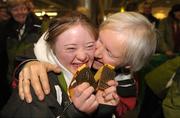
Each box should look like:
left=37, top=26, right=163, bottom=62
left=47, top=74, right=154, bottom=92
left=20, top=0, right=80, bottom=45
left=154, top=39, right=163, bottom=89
left=32, top=0, right=179, bottom=20
left=33, top=0, right=180, bottom=10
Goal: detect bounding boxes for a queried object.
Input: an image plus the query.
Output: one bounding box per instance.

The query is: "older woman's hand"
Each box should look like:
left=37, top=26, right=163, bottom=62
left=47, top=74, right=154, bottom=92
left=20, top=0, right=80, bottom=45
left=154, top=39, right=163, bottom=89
left=18, top=61, right=61, bottom=103
left=96, top=80, right=119, bottom=106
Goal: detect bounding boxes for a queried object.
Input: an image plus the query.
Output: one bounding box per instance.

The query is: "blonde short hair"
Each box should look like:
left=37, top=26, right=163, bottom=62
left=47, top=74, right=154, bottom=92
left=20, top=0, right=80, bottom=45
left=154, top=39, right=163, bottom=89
left=100, top=12, right=157, bottom=71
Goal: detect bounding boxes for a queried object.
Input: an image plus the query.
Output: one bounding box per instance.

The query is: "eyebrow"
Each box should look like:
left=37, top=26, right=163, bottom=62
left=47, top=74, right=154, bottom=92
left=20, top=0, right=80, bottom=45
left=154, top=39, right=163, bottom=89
left=86, top=41, right=95, bottom=44
left=64, top=41, right=95, bottom=46
left=64, top=44, right=76, bottom=46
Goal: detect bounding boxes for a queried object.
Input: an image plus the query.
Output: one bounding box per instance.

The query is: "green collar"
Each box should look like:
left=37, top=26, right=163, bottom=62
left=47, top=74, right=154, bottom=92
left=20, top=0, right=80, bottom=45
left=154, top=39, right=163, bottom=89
left=58, top=74, right=67, bottom=92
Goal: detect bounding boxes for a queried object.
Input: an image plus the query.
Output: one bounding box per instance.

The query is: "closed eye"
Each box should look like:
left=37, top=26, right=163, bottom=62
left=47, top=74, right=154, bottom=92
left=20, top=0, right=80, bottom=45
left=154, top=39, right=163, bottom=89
left=107, top=49, right=113, bottom=57
left=106, top=48, right=119, bottom=59
left=85, top=42, right=95, bottom=50
left=65, top=47, right=76, bottom=52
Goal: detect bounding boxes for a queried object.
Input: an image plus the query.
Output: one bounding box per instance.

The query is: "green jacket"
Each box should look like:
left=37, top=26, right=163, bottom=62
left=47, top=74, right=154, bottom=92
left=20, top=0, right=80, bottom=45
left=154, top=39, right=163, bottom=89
left=145, top=56, right=180, bottom=97
left=144, top=56, right=180, bottom=118
left=163, top=67, right=180, bottom=118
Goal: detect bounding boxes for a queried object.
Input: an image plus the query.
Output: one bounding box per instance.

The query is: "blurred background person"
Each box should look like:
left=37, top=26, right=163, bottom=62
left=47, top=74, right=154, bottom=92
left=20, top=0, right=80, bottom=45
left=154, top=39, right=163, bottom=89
left=141, top=2, right=159, bottom=28
left=1, top=0, right=42, bottom=86
left=0, top=2, right=11, bottom=110
left=158, top=4, right=180, bottom=57
left=41, top=14, right=50, bottom=33
left=125, top=2, right=138, bottom=12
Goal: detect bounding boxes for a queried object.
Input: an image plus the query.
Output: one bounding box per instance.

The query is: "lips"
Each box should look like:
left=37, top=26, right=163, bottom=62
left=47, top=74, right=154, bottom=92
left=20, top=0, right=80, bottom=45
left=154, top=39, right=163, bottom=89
left=72, top=63, right=87, bottom=69
left=93, top=60, right=104, bottom=69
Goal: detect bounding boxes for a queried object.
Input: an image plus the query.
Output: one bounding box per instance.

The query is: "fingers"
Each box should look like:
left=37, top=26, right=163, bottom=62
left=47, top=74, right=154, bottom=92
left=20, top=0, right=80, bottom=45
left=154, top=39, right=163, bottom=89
left=23, top=78, right=32, bottom=103
left=40, top=61, right=61, bottom=95
left=96, top=90, right=105, bottom=103
left=80, top=95, right=98, bottom=114
left=96, top=80, right=119, bottom=106
left=73, top=82, right=92, bottom=98
left=87, top=98, right=99, bottom=113
left=106, top=93, right=119, bottom=106
left=38, top=64, right=51, bottom=95
left=20, top=67, right=32, bottom=103
left=107, top=80, right=118, bottom=87
left=71, top=82, right=98, bottom=113
left=30, top=71, right=45, bottom=101
left=19, top=68, right=32, bottom=103
left=18, top=71, right=25, bottom=100
left=103, top=85, right=116, bottom=96
left=78, top=84, right=94, bottom=101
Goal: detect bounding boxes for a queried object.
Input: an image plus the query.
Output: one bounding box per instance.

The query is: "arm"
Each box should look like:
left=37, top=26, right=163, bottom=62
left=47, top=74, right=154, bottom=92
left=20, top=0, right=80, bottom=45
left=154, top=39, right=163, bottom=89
left=16, top=61, right=118, bottom=117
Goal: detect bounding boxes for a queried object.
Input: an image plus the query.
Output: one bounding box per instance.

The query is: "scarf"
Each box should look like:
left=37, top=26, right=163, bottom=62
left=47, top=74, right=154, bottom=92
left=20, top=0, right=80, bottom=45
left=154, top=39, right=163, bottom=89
left=33, top=32, right=74, bottom=104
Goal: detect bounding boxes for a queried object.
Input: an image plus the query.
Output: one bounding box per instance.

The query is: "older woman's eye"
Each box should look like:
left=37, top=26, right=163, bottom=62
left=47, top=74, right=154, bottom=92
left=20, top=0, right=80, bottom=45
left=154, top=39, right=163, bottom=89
left=108, top=51, right=113, bottom=57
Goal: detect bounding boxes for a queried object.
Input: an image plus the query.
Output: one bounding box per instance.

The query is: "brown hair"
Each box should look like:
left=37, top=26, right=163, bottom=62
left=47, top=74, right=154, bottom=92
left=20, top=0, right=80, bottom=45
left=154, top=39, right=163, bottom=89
left=7, top=0, right=27, bottom=8
left=45, top=11, right=98, bottom=48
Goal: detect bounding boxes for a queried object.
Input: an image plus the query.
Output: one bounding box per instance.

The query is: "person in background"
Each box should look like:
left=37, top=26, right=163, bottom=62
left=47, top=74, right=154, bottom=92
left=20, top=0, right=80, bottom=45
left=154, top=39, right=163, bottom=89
left=141, top=2, right=159, bottom=28
left=41, top=14, right=51, bottom=33
left=26, top=0, right=42, bottom=29
left=1, top=0, right=42, bottom=84
left=125, top=2, right=138, bottom=12
left=15, top=12, right=157, bottom=118
left=139, top=56, right=180, bottom=118
left=1, top=11, right=119, bottom=118
left=26, top=0, right=35, bottom=12
left=0, top=3, right=10, bottom=22
left=158, top=4, right=180, bottom=57
left=0, top=2, right=11, bottom=110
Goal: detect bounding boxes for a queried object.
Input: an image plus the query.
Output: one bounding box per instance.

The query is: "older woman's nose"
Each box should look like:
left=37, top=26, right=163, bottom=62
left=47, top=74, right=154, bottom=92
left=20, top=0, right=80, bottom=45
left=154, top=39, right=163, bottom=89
left=95, top=41, right=103, bottom=59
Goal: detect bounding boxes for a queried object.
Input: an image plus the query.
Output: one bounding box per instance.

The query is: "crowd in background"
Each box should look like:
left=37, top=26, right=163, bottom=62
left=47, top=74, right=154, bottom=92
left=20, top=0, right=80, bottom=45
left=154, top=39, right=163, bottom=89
left=0, top=0, right=179, bottom=118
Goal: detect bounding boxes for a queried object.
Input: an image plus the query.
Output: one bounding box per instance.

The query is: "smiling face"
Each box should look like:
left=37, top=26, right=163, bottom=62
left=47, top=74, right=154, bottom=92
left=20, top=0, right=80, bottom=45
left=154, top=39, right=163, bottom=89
left=93, top=29, right=127, bottom=69
left=10, top=3, right=28, bottom=24
left=54, top=24, right=96, bottom=74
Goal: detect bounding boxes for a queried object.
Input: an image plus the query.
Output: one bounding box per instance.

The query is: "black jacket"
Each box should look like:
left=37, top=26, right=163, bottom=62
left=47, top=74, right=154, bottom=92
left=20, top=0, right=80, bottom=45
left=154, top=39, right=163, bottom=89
left=1, top=72, right=115, bottom=118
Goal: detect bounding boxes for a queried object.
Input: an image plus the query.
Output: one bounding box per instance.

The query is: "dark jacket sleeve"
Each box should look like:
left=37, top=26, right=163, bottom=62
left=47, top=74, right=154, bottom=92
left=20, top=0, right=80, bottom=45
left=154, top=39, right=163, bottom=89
left=62, top=103, right=89, bottom=118
left=62, top=103, right=115, bottom=118
left=0, top=88, right=56, bottom=118
left=94, top=104, right=116, bottom=118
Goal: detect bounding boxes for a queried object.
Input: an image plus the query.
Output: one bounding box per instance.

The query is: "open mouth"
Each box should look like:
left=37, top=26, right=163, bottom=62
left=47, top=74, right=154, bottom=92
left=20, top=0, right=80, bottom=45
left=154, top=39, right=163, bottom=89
left=93, top=60, right=104, bottom=69
left=72, top=63, right=87, bottom=69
